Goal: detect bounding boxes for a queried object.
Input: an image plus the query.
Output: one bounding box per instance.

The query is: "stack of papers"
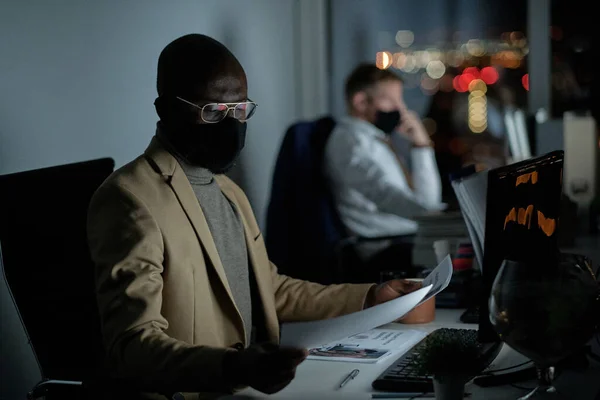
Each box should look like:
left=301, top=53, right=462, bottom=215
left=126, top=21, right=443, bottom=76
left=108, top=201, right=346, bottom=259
left=450, top=170, right=489, bottom=269
left=412, top=211, right=469, bottom=267
left=307, top=329, right=427, bottom=364
left=280, top=256, right=453, bottom=349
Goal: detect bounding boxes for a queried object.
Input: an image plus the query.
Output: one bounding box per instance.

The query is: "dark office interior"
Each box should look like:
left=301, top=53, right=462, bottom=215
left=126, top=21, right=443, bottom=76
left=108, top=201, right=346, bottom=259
left=1, top=1, right=598, bottom=399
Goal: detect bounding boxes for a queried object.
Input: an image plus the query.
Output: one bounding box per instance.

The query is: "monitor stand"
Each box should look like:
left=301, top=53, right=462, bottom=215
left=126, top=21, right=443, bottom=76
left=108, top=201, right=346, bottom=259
left=474, top=367, right=537, bottom=387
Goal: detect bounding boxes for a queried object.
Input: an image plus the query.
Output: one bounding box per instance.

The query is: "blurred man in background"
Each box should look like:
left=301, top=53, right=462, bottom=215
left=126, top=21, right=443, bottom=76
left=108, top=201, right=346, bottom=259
left=325, top=64, right=445, bottom=277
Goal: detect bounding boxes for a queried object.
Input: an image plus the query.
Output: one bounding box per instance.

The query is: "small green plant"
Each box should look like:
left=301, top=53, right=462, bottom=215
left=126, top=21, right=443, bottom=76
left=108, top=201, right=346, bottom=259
left=413, top=329, right=485, bottom=383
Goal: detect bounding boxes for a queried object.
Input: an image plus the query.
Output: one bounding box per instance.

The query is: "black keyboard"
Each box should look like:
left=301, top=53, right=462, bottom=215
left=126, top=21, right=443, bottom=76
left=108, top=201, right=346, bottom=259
left=372, top=328, right=482, bottom=393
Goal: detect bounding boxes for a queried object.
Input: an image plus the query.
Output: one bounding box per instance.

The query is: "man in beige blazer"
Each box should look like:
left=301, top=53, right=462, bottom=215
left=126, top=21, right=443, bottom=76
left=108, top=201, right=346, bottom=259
left=87, top=34, right=420, bottom=399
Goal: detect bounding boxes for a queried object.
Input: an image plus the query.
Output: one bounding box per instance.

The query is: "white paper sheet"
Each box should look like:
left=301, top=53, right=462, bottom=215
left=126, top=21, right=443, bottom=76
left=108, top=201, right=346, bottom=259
left=280, top=286, right=430, bottom=349
left=418, top=254, right=453, bottom=305
left=280, top=256, right=453, bottom=349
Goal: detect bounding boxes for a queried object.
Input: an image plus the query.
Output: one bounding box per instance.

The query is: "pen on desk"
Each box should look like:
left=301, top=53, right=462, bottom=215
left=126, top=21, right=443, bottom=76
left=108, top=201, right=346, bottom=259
left=339, top=369, right=360, bottom=388
left=371, top=393, right=435, bottom=399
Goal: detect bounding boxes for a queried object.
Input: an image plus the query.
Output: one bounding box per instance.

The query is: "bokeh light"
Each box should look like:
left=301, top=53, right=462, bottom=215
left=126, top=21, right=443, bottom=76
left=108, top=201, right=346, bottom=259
left=414, top=51, right=431, bottom=68
left=468, top=90, right=487, bottom=133
left=551, top=26, right=563, bottom=41
left=440, top=74, right=454, bottom=92
left=522, top=73, right=529, bottom=91
left=468, top=79, right=487, bottom=94
left=459, top=73, right=476, bottom=90
left=400, top=54, right=417, bottom=73
left=376, top=51, right=393, bottom=69
left=449, top=138, right=467, bottom=155
left=421, top=74, right=440, bottom=95
left=393, top=52, right=407, bottom=69
left=480, top=66, right=499, bottom=84
left=426, top=60, right=446, bottom=79
left=395, top=30, right=414, bottom=48
left=446, top=50, right=464, bottom=67
left=466, top=39, right=485, bottom=56
left=422, top=118, right=438, bottom=136
left=463, top=67, right=480, bottom=79
left=453, top=75, right=467, bottom=92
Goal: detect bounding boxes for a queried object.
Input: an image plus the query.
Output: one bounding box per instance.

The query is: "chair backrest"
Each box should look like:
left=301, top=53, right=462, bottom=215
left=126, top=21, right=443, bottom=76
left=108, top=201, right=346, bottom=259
left=1, top=249, right=43, bottom=400
left=265, top=116, right=345, bottom=283
left=0, top=158, right=115, bottom=381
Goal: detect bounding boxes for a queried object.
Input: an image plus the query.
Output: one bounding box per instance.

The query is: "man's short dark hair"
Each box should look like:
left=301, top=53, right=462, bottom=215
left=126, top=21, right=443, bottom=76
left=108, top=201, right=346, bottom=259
left=345, top=63, right=402, bottom=104
left=156, top=33, right=243, bottom=99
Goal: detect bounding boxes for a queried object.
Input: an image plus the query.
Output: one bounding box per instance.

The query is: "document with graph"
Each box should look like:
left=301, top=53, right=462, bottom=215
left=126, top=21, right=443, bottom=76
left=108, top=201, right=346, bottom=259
left=307, top=328, right=427, bottom=364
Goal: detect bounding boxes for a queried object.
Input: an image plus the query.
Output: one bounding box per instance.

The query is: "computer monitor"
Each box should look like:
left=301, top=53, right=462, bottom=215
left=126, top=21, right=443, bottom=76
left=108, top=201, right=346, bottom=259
left=478, top=151, right=564, bottom=342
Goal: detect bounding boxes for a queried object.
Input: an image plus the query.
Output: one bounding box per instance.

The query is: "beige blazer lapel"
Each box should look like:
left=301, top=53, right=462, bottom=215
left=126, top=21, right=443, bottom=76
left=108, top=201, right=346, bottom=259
left=144, top=137, right=246, bottom=340
left=217, top=176, right=280, bottom=342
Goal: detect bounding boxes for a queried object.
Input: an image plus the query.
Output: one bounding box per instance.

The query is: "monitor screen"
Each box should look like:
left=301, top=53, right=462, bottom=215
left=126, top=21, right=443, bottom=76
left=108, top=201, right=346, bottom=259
left=479, top=151, right=564, bottom=342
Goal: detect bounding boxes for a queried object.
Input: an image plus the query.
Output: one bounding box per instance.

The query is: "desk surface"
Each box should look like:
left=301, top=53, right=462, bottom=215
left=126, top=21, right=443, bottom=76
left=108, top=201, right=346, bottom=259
left=227, top=309, right=600, bottom=400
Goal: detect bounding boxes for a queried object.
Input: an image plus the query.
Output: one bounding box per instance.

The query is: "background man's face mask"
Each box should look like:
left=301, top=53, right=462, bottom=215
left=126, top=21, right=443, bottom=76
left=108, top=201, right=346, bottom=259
left=373, top=110, right=401, bottom=135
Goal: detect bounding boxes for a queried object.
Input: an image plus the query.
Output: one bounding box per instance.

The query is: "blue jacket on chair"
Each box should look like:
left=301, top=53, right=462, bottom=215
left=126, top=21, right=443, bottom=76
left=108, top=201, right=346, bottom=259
left=265, top=116, right=345, bottom=284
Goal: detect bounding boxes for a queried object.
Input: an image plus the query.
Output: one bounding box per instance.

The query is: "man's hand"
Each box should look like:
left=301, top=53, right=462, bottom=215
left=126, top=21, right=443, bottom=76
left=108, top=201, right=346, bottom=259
left=225, top=343, right=308, bottom=394
left=364, top=279, right=423, bottom=308
left=396, top=109, right=432, bottom=147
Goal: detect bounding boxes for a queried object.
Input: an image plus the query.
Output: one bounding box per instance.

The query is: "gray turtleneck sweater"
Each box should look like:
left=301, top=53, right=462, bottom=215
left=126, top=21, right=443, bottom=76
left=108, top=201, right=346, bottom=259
left=176, top=159, right=253, bottom=345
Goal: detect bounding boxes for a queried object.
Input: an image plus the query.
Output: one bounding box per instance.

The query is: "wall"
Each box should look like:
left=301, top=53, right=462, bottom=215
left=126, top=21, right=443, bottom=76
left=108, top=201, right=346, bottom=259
left=0, top=1, right=326, bottom=397
left=0, top=0, right=323, bottom=228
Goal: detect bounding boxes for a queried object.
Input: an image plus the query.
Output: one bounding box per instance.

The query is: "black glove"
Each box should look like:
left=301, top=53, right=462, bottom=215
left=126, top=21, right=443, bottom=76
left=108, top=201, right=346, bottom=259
left=224, top=342, right=308, bottom=394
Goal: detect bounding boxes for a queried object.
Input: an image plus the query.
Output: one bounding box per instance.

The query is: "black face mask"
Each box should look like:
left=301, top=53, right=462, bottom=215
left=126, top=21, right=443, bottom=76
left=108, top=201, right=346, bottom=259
left=155, top=96, right=247, bottom=173
left=164, top=118, right=247, bottom=173
left=373, top=110, right=401, bottom=135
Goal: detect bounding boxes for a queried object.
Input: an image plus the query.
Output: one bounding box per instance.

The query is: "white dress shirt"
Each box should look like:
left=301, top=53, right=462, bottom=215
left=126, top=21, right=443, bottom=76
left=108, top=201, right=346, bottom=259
left=325, top=116, right=444, bottom=257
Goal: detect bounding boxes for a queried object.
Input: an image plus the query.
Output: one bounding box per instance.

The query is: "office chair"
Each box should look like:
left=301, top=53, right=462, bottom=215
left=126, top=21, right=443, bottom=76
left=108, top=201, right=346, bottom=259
left=0, top=158, right=123, bottom=400
left=265, top=117, right=415, bottom=284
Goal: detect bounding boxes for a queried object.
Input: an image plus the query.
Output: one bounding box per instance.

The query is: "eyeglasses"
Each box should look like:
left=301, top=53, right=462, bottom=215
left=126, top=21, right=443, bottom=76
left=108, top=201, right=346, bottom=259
left=176, top=96, right=258, bottom=123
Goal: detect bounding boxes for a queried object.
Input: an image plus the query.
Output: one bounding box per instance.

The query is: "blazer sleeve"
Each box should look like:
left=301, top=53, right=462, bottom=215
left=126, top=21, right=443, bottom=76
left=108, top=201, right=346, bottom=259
left=87, top=183, right=236, bottom=394
left=270, top=261, right=375, bottom=322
